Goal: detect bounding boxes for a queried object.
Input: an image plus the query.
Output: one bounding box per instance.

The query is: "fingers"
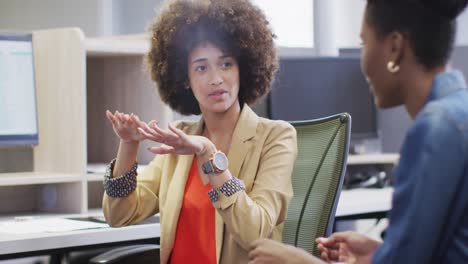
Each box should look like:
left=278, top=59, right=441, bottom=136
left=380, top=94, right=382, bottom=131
left=107, top=110, right=133, bottom=126
left=106, top=110, right=117, bottom=125
left=320, top=251, right=330, bottom=262
left=248, top=239, right=266, bottom=260
left=316, top=233, right=347, bottom=247
left=248, top=242, right=260, bottom=258
left=329, top=249, right=340, bottom=261
left=317, top=236, right=342, bottom=262
left=138, top=127, right=160, bottom=142
left=140, top=122, right=168, bottom=142
left=146, top=122, right=181, bottom=145
left=317, top=244, right=329, bottom=261
left=152, top=121, right=179, bottom=139
left=106, top=114, right=191, bottom=153
left=249, top=239, right=264, bottom=250
left=147, top=145, right=176, bottom=155
left=147, top=120, right=158, bottom=128
left=319, top=248, right=340, bottom=263
left=168, top=123, right=188, bottom=139
left=338, top=246, right=350, bottom=262
left=317, top=238, right=340, bottom=251
left=131, top=114, right=146, bottom=128
left=114, top=111, right=125, bottom=124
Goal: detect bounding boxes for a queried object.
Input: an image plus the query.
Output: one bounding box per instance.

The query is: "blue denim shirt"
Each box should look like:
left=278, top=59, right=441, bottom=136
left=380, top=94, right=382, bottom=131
left=372, top=70, right=468, bottom=263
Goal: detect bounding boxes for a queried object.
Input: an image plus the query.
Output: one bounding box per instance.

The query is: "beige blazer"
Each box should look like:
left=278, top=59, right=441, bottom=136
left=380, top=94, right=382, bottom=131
left=103, top=105, right=297, bottom=264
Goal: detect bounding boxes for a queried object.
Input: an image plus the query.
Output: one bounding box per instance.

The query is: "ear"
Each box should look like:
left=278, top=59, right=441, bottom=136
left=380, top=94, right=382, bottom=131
left=387, top=31, right=405, bottom=66
left=184, top=80, right=191, bottom=90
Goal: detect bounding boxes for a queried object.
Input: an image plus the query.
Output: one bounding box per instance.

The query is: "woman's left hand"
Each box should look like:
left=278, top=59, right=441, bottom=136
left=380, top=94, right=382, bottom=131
left=138, top=121, right=213, bottom=155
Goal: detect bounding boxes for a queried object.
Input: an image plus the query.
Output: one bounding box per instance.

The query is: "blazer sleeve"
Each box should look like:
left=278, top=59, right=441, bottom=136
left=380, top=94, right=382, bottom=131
left=102, top=154, right=164, bottom=227
left=213, top=121, right=297, bottom=249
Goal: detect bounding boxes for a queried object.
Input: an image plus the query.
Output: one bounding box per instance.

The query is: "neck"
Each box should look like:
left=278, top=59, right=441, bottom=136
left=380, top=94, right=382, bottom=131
left=402, top=65, right=446, bottom=119
left=201, top=102, right=241, bottom=152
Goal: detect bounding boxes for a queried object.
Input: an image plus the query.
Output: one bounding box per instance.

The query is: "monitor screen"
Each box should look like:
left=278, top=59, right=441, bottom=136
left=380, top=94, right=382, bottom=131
left=270, top=57, right=378, bottom=139
left=0, top=33, right=38, bottom=146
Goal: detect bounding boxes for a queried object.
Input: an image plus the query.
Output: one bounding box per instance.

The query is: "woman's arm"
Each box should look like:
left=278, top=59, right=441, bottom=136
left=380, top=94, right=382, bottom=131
left=213, top=122, right=297, bottom=249
left=102, top=111, right=163, bottom=226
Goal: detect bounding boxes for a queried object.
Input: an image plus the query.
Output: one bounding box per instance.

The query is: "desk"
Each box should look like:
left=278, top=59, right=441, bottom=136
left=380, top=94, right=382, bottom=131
left=336, top=187, right=393, bottom=220
left=0, top=189, right=390, bottom=260
left=0, top=215, right=160, bottom=260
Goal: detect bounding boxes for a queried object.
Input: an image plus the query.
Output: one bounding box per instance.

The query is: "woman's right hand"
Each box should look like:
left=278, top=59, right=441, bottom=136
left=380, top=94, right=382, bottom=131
left=106, top=110, right=147, bottom=143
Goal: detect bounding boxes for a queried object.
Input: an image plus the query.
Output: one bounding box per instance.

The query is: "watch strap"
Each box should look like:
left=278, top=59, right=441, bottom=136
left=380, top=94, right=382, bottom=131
left=202, top=159, right=215, bottom=174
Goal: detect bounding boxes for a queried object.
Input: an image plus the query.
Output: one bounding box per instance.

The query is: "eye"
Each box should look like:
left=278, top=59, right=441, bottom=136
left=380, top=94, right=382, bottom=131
left=195, top=65, right=207, bottom=72
left=222, top=62, right=232, bottom=69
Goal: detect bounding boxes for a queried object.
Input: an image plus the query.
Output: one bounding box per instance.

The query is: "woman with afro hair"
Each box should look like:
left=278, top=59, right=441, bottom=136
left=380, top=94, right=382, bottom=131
left=103, top=0, right=297, bottom=263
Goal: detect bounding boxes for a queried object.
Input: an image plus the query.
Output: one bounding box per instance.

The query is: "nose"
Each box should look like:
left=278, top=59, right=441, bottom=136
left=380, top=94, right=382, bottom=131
left=210, top=71, right=223, bottom=86
left=211, top=79, right=223, bottom=86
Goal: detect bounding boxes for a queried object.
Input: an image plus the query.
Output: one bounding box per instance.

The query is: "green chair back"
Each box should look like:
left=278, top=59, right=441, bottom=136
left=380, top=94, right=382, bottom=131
left=282, top=113, right=351, bottom=257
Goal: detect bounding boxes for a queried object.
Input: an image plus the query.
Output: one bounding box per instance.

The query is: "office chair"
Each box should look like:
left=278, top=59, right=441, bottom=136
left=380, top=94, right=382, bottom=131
left=282, top=113, right=351, bottom=257
left=88, top=244, right=159, bottom=264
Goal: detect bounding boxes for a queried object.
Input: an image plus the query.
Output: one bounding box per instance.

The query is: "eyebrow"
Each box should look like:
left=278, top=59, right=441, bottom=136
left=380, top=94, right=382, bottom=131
left=191, top=54, right=233, bottom=64
left=191, top=58, right=207, bottom=64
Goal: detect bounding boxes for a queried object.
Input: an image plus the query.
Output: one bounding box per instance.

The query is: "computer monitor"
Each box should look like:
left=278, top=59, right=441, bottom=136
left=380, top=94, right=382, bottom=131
left=269, top=56, right=379, bottom=141
left=0, top=32, right=38, bottom=146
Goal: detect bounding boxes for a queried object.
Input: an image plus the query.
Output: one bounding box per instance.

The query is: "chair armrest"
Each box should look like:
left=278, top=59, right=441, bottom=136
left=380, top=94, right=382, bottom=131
left=89, top=244, right=160, bottom=264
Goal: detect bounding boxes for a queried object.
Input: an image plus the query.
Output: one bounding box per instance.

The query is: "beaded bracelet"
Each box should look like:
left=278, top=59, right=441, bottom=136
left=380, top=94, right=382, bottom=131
left=103, top=159, right=138, bottom=198
left=207, top=177, right=246, bottom=203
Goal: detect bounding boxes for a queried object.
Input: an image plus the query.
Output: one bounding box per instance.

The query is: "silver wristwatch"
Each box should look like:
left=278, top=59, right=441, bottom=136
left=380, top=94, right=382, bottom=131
left=201, top=151, right=228, bottom=174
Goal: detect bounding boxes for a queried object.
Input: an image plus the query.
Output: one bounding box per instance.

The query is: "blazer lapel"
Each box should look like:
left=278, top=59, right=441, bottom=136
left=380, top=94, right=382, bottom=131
left=161, top=154, right=193, bottom=262
left=215, top=105, right=258, bottom=262
left=161, top=121, right=203, bottom=263
left=227, top=105, right=258, bottom=178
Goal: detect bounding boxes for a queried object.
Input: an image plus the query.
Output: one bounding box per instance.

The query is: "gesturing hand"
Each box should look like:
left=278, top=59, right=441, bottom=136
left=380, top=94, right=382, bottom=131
left=248, top=239, right=324, bottom=264
left=138, top=121, right=212, bottom=156
left=316, top=231, right=381, bottom=264
left=106, top=110, right=146, bottom=143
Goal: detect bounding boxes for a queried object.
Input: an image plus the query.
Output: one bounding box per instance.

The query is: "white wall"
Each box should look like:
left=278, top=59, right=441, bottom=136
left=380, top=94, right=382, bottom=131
left=0, top=0, right=112, bottom=37
left=456, top=9, right=468, bottom=45
left=333, top=0, right=468, bottom=48
left=334, top=0, right=366, bottom=48
left=113, top=0, right=164, bottom=35
left=0, top=0, right=466, bottom=44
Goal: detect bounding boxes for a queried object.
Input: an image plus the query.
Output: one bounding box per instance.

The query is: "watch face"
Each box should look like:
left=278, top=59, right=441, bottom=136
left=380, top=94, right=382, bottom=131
left=213, top=152, right=228, bottom=171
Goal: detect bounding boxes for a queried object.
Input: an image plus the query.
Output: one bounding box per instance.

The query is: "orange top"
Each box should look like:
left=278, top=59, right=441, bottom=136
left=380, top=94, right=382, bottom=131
left=170, top=159, right=217, bottom=264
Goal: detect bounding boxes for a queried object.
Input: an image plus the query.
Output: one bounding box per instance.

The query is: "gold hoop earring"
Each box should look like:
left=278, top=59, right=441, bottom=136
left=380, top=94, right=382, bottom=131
left=387, top=61, right=400, bottom=74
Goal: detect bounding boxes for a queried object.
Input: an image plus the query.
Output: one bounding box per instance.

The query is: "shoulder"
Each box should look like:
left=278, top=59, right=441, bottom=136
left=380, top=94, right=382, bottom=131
left=407, top=96, right=468, bottom=152
left=255, top=117, right=297, bottom=150
left=416, top=91, right=468, bottom=137
left=257, top=117, right=296, bottom=137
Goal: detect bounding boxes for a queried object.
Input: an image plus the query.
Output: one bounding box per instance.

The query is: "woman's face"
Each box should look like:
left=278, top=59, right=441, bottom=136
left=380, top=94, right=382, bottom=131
left=187, top=41, right=240, bottom=114
left=360, top=10, right=402, bottom=109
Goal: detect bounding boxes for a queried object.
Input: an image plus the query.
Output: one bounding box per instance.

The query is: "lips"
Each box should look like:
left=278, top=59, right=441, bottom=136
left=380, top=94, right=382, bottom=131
left=208, top=89, right=226, bottom=96
left=208, top=89, right=227, bottom=101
